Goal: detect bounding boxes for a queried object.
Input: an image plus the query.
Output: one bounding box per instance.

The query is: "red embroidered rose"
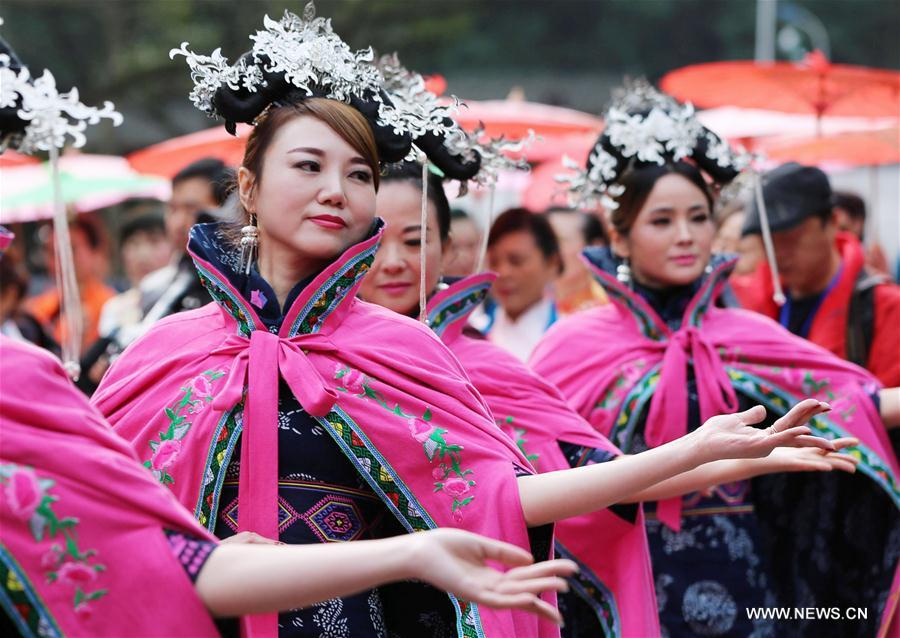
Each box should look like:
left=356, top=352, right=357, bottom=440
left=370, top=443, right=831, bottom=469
left=407, top=417, right=432, bottom=443
left=57, top=561, right=97, bottom=587
left=151, top=439, right=182, bottom=471
left=5, top=468, right=42, bottom=520
left=442, top=478, right=471, bottom=498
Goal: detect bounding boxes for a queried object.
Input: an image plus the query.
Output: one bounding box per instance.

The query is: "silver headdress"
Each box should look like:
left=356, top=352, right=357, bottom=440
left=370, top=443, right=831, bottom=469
left=0, top=51, right=121, bottom=153
left=0, top=19, right=123, bottom=379
left=170, top=3, right=529, bottom=187
left=558, top=80, right=751, bottom=210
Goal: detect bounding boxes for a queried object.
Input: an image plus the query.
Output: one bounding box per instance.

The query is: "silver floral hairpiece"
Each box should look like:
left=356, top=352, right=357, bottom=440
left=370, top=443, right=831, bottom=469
left=558, top=81, right=750, bottom=210
left=171, top=3, right=528, bottom=186
left=0, top=51, right=122, bottom=154
left=376, top=54, right=532, bottom=188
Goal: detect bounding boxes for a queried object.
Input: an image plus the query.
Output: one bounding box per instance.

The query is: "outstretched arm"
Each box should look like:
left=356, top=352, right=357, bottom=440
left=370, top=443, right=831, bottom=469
left=517, top=399, right=834, bottom=527
left=619, top=437, right=859, bottom=503
left=880, top=388, right=900, bottom=429
left=194, top=528, right=577, bottom=625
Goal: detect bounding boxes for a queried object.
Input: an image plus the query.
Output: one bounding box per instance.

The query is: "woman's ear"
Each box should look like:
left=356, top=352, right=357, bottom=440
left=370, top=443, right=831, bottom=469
left=609, top=227, right=631, bottom=259
left=237, top=166, right=257, bottom=214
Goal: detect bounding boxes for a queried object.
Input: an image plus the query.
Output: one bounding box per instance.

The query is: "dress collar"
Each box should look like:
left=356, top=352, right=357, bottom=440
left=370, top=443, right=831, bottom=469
left=187, top=219, right=384, bottom=338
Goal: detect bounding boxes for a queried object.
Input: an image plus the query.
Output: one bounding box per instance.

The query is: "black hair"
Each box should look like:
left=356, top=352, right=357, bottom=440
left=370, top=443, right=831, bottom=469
left=545, top=207, right=608, bottom=245
left=450, top=208, right=471, bottom=221
left=832, top=191, right=866, bottom=221
left=212, top=51, right=480, bottom=181
left=70, top=218, right=103, bottom=251
left=488, top=207, right=562, bottom=273
left=172, top=158, right=232, bottom=206
left=119, top=213, right=166, bottom=246
left=380, top=161, right=452, bottom=242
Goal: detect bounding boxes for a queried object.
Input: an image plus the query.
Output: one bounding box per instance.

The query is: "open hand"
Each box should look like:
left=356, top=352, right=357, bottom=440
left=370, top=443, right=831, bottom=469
left=766, top=437, right=860, bottom=474
left=693, top=399, right=835, bottom=464
left=410, top=528, right=577, bottom=626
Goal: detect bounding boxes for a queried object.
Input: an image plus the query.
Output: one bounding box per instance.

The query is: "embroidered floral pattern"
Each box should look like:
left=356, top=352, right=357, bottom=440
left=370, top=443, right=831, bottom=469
left=0, top=464, right=108, bottom=616
left=334, top=364, right=477, bottom=522
left=144, top=368, right=227, bottom=486
left=499, top=416, right=539, bottom=464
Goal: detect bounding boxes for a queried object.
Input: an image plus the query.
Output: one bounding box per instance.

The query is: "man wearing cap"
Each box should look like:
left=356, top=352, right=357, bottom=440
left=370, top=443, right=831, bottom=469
left=737, top=162, right=899, bottom=388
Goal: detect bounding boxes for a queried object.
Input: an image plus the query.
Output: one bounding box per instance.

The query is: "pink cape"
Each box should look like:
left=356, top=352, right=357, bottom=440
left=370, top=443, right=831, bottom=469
left=531, top=251, right=900, bottom=635
left=93, top=223, right=555, bottom=638
left=428, top=273, right=659, bottom=638
left=0, top=336, right=219, bottom=637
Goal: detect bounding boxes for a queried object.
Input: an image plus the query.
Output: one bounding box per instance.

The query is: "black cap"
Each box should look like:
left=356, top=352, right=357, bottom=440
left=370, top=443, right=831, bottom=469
left=742, top=162, right=833, bottom=236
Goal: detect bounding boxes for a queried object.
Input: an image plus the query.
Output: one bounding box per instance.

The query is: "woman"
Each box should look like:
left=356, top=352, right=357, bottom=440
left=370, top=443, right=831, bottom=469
left=469, top=207, right=562, bottom=361
left=359, top=161, right=859, bottom=638
left=0, top=225, right=574, bottom=636
left=94, top=10, right=836, bottom=638
left=0, top=333, right=579, bottom=637
left=533, top=87, right=900, bottom=637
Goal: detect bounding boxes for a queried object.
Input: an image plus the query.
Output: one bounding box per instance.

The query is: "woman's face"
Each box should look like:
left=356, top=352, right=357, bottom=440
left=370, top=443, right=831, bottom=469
left=613, top=173, right=714, bottom=288
left=238, top=115, right=376, bottom=266
left=488, top=230, right=558, bottom=320
left=358, top=180, right=444, bottom=316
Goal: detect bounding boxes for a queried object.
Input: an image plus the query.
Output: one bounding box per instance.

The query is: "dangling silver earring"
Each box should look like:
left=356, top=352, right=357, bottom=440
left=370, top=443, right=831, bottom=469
left=239, top=213, right=259, bottom=275
left=616, top=258, right=632, bottom=287
left=704, top=263, right=714, bottom=276
left=435, top=276, right=450, bottom=292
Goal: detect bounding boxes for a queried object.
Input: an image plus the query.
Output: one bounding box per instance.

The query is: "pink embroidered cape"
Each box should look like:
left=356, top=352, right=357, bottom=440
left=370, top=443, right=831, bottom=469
left=0, top=336, right=219, bottom=637
left=530, top=249, right=900, bottom=636
left=427, top=273, right=659, bottom=638
left=92, top=223, right=554, bottom=638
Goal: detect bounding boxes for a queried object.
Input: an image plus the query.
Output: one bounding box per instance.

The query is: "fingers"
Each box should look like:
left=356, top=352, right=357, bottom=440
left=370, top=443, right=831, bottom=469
left=771, top=400, right=831, bottom=432
left=506, top=559, right=578, bottom=582
left=497, top=576, right=570, bottom=596
left=769, top=425, right=836, bottom=451
left=476, top=536, right=535, bottom=569
left=473, top=592, right=564, bottom=626
left=789, top=434, right=837, bottom=451
left=737, top=405, right=767, bottom=426
left=830, top=437, right=859, bottom=451
left=822, top=452, right=859, bottom=473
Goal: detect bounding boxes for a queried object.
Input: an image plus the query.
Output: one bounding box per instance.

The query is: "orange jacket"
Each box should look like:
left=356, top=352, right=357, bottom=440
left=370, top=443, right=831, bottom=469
left=733, top=232, right=899, bottom=387
left=27, top=278, right=116, bottom=350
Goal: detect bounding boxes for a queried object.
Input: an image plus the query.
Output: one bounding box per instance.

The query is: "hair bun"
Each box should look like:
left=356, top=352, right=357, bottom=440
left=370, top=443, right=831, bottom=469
left=414, top=118, right=482, bottom=181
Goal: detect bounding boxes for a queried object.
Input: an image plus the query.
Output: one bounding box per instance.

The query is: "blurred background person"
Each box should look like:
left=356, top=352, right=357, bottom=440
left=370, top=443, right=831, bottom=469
left=26, top=216, right=115, bottom=351
left=740, top=163, right=899, bottom=388
left=137, top=157, right=231, bottom=321
left=0, top=243, right=58, bottom=352
left=442, top=208, right=483, bottom=277
left=97, top=212, right=171, bottom=340
left=545, top=207, right=608, bottom=316
left=470, top=207, right=562, bottom=361
left=832, top=190, right=892, bottom=279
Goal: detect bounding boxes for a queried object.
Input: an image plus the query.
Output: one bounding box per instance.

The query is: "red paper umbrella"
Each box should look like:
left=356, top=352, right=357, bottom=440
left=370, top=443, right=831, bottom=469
left=0, top=150, right=40, bottom=168
left=448, top=98, right=603, bottom=140
left=661, top=51, right=900, bottom=125
left=757, top=127, right=899, bottom=169
left=128, top=123, right=253, bottom=178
